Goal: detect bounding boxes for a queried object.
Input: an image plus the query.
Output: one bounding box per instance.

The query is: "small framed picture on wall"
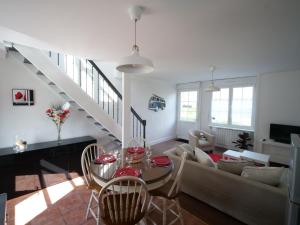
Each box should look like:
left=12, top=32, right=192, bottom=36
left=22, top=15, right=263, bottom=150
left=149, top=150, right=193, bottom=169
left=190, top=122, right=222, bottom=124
left=12, top=89, right=34, bottom=106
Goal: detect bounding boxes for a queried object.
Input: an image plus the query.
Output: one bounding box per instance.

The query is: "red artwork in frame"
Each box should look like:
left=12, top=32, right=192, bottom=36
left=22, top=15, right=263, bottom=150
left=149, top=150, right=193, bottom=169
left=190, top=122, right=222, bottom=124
left=12, top=89, right=34, bottom=106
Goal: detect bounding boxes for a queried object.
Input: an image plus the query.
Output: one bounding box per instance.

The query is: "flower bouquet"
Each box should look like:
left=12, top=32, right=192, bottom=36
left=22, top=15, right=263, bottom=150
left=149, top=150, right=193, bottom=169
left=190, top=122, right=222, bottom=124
left=46, top=103, right=70, bottom=142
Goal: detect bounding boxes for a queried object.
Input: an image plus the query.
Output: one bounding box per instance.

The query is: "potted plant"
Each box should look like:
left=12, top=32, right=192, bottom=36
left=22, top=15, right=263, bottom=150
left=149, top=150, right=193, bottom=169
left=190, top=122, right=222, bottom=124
left=232, top=132, right=253, bottom=150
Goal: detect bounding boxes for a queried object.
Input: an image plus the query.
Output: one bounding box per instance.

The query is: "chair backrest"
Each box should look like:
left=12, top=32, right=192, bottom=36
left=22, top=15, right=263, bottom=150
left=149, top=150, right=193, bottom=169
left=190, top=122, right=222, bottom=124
left=81, top=143, right=105, bottom=186
left=99, top=176, right=149, bottom=225
left=168, top=151, right=188, bottom=197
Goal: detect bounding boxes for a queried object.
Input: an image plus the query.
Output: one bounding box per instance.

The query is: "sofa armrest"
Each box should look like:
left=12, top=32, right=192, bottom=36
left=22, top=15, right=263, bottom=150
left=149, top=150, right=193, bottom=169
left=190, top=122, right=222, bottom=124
left=203, top=131, right=216, bottom=146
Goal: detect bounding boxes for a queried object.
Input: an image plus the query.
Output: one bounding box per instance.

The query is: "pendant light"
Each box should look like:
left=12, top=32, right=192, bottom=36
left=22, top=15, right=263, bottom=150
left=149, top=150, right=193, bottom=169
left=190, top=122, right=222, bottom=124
left=205, top=66, right=220, bottom=92
left=116, top=6, right=154, bottom=74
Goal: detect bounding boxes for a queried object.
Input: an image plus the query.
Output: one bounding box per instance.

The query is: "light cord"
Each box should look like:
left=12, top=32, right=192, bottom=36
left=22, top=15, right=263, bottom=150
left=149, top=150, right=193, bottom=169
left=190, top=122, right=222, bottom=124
left=134, top=18, right=137, bottom=47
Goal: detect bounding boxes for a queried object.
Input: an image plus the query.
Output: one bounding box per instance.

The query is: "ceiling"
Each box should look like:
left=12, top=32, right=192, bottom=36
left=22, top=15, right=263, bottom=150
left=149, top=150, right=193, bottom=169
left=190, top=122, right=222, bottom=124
left=0, top=0, right=299, bottom=83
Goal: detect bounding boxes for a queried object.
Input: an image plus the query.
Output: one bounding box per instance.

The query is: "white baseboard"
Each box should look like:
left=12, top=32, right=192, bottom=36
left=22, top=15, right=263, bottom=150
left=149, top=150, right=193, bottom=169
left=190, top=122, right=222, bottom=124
left=149, top=135, right=176, bottom=146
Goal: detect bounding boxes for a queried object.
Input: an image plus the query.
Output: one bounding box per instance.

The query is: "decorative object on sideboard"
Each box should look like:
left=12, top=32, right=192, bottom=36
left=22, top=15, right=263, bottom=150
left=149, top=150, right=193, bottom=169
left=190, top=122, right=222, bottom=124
left=148, top=94, right=166, bottom=112
left=12, top=89, right=34, bottom=106
left=232, top=132, right=253, bottom=150
left=46, top=102, right=70, bottom=142
left=13, top=135, right=27, bottom=152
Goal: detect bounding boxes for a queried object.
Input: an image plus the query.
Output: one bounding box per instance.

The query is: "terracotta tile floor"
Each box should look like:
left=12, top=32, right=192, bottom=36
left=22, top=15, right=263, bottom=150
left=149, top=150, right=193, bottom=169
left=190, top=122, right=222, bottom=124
left=5, top=140, right=244, bottom=225
left=7, top=175, right=208, bottom=225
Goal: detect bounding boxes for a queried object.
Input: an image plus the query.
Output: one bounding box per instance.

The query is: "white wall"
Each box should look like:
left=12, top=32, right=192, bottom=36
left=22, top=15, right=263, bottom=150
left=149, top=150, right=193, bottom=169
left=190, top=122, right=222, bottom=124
left=176, top=71, right=300, bottom=152
left=0, top=53, right=101, bottom=148
left=130, top=77, right=177, bottom=145
left=255, top=70, right=300, bottom=147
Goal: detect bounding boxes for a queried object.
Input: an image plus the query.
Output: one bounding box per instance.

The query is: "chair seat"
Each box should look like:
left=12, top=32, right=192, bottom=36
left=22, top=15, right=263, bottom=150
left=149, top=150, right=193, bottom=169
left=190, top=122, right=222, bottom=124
left=88, top=180, right=102, bottom=192
left=149, top=180, right=179, bottom=199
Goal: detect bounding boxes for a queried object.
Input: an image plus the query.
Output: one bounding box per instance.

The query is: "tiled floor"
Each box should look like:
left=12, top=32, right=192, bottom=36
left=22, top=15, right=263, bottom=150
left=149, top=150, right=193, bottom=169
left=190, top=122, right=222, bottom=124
left=7, top=175, right=207, bottom=225
left=6, top=139, right=244, bottom=225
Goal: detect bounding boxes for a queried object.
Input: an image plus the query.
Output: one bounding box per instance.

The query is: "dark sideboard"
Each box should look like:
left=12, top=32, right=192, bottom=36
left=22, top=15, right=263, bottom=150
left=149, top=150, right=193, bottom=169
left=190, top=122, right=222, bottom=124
left=0, top=136, right=96, bottom=199
left=0, top=193, right=6, bottom=225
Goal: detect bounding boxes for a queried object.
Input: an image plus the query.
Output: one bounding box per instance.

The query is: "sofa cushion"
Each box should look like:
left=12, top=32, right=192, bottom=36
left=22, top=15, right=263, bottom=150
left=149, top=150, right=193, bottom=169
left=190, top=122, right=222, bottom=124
left=194, top=147, right=215, bottom=168
left=198, top=140, right=209, bottom=146
left=241, top=166, right=284, bottom=186
left=175, top=144, right=195, bottom=161
left=218, top=159, right=253, bottom=175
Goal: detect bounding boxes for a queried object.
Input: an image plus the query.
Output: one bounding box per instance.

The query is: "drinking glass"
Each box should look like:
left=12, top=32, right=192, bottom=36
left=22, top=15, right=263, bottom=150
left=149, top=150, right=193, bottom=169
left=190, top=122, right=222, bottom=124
left=116, top=152, right=121, bottom=162
left=146, top=146, right=152, bottom=165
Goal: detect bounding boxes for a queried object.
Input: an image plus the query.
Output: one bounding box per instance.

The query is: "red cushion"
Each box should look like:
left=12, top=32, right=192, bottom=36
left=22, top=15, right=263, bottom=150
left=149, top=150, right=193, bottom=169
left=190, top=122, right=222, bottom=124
left=208, top=153, right=222, bottom=162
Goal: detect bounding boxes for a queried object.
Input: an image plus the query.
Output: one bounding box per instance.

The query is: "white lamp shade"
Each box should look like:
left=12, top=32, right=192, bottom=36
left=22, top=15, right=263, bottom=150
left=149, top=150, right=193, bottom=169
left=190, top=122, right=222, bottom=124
left=116, top=50, right=154, bottom=74
left=205, top=82, right=220, bottom=92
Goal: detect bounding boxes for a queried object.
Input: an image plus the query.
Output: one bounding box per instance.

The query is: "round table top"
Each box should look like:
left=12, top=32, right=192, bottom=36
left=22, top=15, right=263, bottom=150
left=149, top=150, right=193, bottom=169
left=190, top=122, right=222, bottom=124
left=90, top=158, right=174, bottom=186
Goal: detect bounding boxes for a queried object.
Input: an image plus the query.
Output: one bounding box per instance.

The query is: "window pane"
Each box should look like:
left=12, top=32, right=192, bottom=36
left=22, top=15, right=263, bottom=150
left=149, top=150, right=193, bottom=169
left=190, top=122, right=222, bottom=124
left=231, top=86, right=253, bottom=126
left=189, top=92, right=197, bottom=102
left=179, top=91, right=197, bottom=121
left=211, top=88, right=229, bottom=124
left=180, top=92, right=188, bottom=101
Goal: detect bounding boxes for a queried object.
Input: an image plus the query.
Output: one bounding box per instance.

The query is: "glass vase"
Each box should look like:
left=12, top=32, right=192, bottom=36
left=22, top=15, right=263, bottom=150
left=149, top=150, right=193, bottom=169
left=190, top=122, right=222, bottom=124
left=57, top=124, right=62, bottom=143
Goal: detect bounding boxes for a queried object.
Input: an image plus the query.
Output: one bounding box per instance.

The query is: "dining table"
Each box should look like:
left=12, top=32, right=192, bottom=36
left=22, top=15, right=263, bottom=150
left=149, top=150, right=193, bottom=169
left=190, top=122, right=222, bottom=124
left=90, top=155, right=174, bottom=191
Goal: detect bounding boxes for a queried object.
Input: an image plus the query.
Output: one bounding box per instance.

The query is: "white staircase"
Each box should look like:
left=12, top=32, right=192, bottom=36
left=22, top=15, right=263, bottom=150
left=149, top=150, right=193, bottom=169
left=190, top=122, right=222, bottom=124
left=9, top=44, right=124, bottom=150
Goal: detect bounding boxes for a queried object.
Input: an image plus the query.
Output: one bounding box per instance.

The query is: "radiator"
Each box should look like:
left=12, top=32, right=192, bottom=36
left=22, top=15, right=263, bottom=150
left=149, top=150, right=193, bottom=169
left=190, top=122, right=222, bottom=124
left=210, top=127, right=254, bottom=150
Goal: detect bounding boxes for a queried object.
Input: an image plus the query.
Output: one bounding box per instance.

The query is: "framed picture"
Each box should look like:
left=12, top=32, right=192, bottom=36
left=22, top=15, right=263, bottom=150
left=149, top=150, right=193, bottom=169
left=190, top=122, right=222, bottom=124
left=148, top=94, right=166, bottom=112
left=12, top=89, right=34, bottom=106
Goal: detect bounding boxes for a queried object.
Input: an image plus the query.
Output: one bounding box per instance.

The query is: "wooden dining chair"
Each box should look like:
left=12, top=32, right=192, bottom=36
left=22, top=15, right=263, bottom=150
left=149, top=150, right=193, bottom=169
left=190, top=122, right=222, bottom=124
left=148, top=151, right=188, bottom=225
left=98, top=176, right=150, bottom=225
left=81, top=143, right=105, bottom=224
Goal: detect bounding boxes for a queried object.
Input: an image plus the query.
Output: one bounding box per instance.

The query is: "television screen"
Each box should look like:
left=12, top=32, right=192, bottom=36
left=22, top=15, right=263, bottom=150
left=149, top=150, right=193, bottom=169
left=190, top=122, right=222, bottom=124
left=270, top=124, right=300, bottom=144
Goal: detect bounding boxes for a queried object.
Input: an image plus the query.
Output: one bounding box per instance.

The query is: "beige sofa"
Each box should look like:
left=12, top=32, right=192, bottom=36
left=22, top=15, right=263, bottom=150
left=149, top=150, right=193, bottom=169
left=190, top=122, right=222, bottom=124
left=165, top=148, right=288, bottom=225
left=188, top=130, right=215, bottom=152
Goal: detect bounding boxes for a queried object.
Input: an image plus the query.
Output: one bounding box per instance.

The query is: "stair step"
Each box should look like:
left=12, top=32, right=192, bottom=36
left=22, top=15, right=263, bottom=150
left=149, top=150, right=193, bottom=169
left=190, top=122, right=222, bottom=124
left=8, top=47, right=18, bottom=52
left=59, top=92, right=66, bottom=95
left=108, top=134, right=115, bottom=138
left=37, top=70, right=44, bottom=76
left=68, top=100, right=76, bottom=104
left=78, top=108, right=85, bottom=111
left=94, top=122, right=102, bottom=126
left=86, top=115, right=93, bottom=119
left=102, top=128, right=108, bottom=132
left=48, top=82, right=55, bottom=86
left=23, top=58, right=32, bottom=64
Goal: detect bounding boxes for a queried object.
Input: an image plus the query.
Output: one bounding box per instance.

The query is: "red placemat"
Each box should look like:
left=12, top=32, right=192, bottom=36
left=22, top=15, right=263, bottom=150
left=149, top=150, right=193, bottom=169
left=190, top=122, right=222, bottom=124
left=151, top=155, right=171, bottom=166
left=127, top=147, right=145, bottom=154
left=114, top=167, right=141, bottom=177
left=95, top=153, right=116, bottom=164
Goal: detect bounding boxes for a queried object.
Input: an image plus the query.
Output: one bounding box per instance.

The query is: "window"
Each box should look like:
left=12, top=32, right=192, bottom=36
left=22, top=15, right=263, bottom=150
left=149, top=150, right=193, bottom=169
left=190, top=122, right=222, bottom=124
left=231, top=87, right=253, bottom=126
left=179, top=91, right=197, bottom=122
left=211, top=88, right=229, bottom=124
left=211, top=86, right=254, bottom=128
